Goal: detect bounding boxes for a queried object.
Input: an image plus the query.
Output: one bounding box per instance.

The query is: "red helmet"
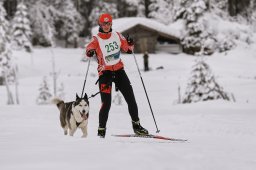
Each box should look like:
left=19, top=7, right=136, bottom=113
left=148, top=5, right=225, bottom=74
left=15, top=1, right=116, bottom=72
left=98, top=13, right=112, bottom=25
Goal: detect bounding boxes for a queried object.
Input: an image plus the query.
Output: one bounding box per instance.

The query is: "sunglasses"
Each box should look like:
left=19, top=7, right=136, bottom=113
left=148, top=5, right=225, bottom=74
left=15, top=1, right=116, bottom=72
left=101, top=22, right=112, bottom=26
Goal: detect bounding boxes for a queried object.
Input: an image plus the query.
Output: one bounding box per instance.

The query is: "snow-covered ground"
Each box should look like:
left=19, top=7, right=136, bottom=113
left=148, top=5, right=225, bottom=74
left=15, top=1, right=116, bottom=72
left=0, top=44, right=256, bottom=170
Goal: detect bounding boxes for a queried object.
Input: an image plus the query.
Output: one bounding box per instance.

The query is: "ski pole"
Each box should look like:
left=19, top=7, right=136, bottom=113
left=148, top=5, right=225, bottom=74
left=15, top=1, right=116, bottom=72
left=132, top=52, right=160, bottom=133
left=81, top=58, right=91, bottom=98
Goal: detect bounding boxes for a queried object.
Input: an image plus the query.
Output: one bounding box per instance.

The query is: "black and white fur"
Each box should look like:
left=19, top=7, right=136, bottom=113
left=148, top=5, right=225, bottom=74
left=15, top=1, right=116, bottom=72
left=52, top=93, right=89, bottom=138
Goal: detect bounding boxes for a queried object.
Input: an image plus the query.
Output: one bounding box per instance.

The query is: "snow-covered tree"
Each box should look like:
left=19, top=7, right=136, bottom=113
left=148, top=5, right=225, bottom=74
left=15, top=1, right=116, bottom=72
left=57, top=82, right=65, bottom=99
left=11, top=2, right=32, bottom=52
left=89, top=1, right=118, bottom=27
left=182, top=58, right=230, bottom=103
left=52, top=0, right=84, bottom=48
left=74, top=0, right=93, bottom=37
left=36, top=76, right=52, bottom=105
left=29, top=1, right=55, bottom=46
left=0, top=3, right=16, bottom=104
left=148, top=0, right=174, bottom=25
left=209, top=0, right=229, bottom=17
left=175, top=0, right=216, bottom=55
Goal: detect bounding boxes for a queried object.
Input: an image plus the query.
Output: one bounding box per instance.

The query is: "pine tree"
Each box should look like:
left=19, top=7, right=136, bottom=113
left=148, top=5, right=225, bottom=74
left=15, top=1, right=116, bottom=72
left=11, top=2, right=33, bottom=52
left=182, top=58, right=230, bottom=103
left=148, top=0, right=174, bottom=25
left=175, top=0, right=216, bottom=55
left=36, top=76, right=53, bottom=105
left=0, top=3, right=15, bottom=104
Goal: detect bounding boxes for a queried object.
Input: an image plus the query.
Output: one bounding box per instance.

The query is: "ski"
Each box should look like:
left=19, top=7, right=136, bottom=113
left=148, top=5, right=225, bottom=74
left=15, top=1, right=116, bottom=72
left=112, top=134, right=187, bottom=142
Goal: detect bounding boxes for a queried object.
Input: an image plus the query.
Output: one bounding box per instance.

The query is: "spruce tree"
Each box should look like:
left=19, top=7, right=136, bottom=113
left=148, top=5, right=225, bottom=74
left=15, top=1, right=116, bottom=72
left=11, top=2, right=32, bottom=52
left=36, top=76, right=52, bottom=105
left=182, top=58, right=230, bottom=103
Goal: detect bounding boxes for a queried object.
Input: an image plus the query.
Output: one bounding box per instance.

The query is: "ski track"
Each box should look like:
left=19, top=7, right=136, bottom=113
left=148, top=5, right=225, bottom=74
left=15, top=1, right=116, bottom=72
left=1, top=47, right=256, bottom=170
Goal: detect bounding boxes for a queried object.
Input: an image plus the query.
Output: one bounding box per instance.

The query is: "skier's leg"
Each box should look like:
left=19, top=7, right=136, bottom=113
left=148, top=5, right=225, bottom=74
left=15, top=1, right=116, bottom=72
left=115, top=70, right=139, bottom=122
left=98, top=74, right=112, bottom=129
left=115, top=69, right=148, bottom=135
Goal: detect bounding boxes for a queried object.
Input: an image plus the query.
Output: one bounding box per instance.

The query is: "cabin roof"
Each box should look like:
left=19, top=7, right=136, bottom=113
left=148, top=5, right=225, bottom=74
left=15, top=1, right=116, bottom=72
left=92, top=17, right=181, bottom=40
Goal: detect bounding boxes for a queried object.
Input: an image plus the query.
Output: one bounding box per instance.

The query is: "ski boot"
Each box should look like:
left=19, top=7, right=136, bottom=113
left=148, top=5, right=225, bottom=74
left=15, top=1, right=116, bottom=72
left=98, top=127, right=106, bottom=138
left=132, top=121, right=149, bottom=135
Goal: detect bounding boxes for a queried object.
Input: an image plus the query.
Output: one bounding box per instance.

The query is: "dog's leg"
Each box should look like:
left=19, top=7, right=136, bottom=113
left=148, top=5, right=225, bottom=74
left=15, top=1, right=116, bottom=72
left=64, top=125, right=68, bottom=135
left=81, top=126, right=88, bottom=138
left=69, top=127, right=77, bottom=136
left=68, top=115, right=77, bottom=136
left=69, top=123, right=77, bottom=136
left=69, top=130, right=76, bottom=136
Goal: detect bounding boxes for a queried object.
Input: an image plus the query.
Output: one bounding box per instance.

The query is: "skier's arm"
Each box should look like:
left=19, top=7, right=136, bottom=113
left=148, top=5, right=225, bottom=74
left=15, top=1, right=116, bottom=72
left=117, top=32, right=134, bottom=54
left=86, top=37, right=98, bottom=57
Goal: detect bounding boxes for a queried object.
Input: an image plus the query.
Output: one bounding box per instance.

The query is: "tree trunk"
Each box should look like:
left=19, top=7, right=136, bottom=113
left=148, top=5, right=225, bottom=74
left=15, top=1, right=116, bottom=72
left=74, top=37, right=78, bottom=48
left=4, top=72, right=14, bottom=105
left=14, top=66, right=20, bottom=104
left=51, top=48, right=57, bottom=97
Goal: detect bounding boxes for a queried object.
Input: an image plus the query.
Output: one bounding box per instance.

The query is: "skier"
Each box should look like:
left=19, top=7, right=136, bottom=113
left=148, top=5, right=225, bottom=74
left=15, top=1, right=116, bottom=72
left=86, top=13, right=148, bottom=138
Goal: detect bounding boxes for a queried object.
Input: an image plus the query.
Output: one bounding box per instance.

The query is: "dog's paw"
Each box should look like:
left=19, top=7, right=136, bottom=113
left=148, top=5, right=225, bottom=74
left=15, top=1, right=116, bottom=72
left=81, top=134, right=88, bottom=138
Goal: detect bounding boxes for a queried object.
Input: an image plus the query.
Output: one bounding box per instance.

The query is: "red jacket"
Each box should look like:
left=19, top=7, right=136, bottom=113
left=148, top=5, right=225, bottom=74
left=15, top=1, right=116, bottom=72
left=86, top=31, right=133, bottom=75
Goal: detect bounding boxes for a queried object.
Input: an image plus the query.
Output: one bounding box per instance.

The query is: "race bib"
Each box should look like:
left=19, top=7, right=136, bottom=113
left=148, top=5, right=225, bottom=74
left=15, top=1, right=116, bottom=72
left=97, top=32, right=121, bottom=65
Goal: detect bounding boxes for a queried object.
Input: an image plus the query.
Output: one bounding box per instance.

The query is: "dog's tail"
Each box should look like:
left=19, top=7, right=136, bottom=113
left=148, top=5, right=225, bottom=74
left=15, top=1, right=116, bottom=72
left=51, top=98, right=64, bottom=110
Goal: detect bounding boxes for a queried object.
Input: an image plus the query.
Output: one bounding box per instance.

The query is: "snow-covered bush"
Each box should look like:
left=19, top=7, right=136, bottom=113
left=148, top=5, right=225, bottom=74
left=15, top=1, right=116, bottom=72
left=182, top=58, right=230, bottom=103
left=112, top=92, right=123, bottom=105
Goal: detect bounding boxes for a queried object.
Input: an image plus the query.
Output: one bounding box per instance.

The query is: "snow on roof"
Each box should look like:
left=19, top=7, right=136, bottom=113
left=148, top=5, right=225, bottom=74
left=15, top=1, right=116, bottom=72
left=92, top=17, right=182, bottom=38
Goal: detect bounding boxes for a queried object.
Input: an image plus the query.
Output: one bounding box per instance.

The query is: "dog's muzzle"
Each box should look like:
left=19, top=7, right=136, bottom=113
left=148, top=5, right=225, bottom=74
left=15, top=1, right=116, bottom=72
left=81, top=112, right=89, bottom=120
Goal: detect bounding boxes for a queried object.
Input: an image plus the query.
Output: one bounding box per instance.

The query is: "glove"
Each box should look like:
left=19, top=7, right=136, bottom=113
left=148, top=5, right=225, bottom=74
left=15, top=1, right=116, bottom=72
left=126, top=35, right=134, bottom=46
left=87, top=50, right=95, bottom=57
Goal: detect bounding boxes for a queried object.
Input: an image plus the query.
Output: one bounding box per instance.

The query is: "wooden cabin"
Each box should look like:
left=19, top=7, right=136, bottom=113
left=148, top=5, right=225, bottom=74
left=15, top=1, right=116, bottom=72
left=91, top=17, right=182, bottom=54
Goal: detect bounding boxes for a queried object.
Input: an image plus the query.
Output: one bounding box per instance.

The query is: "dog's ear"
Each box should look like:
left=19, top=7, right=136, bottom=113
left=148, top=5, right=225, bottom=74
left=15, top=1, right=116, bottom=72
left=76, top=93, right=80, bottom=100
left=83, top=93, right=88, bottom=100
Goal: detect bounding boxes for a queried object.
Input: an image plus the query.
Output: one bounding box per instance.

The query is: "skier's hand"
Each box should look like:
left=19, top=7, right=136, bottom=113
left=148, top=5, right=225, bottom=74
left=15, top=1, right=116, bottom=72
left=87, top=50, right=96, bottom=57
left=126, top=35, right=134, bottom=46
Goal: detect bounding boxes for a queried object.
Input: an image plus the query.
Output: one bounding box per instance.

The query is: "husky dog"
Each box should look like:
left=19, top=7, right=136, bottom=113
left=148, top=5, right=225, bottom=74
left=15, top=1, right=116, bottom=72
left=52, top=94, right=89, bottom=138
